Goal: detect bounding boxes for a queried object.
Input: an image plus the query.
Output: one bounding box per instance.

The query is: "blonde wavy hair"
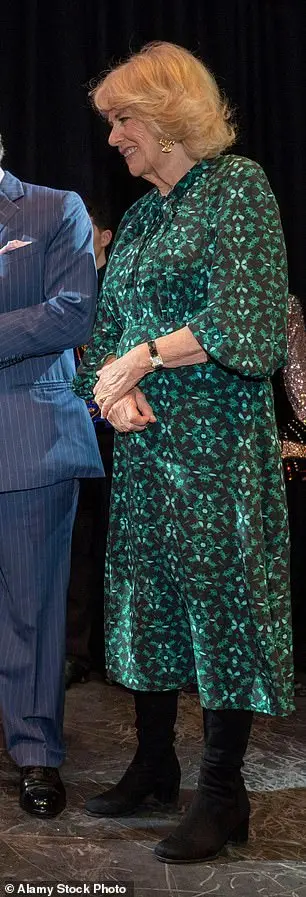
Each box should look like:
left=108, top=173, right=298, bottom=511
left=90, top=41, right=236, bottom=160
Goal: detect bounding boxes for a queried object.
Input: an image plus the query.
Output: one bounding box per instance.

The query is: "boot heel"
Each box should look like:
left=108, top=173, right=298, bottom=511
left=153, top=780, right=180, bottom=807
left=228, top=815, right=249, bottom=844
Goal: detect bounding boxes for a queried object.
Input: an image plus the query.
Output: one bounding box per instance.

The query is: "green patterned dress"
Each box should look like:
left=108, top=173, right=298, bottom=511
left=74, top=155, right=294, bottom=715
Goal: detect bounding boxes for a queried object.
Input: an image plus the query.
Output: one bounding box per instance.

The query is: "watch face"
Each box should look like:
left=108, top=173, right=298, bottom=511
left=147, top=340, right=163, bottom=369
left=152, top=354, right=163, bottom=369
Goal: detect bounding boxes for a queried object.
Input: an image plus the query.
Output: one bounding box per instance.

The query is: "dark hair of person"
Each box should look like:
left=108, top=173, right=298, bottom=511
left=85, top=199, right=113, bottom=233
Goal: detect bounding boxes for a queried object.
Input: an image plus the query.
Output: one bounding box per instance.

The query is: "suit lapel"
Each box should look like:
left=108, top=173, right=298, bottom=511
left=0, top=171, right=24, bottom=238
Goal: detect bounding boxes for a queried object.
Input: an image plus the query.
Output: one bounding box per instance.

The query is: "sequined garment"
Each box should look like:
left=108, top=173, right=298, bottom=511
left=74, top=156, right=294, bottom=715
left=283, top=295, right=306, bottom=423
left=280, top=294, right=306, bottom=457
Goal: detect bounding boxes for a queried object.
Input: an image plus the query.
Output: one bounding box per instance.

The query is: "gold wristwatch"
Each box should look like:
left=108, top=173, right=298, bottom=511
left=147, top=339, right=164, bottom=371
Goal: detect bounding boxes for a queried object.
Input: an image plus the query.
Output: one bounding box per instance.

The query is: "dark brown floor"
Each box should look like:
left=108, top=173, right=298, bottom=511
left=1, top=679, right=306, bottom=896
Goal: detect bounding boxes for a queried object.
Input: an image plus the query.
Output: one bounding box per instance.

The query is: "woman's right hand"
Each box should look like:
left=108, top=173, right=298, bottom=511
left=106, top=387, right=157, bottom=432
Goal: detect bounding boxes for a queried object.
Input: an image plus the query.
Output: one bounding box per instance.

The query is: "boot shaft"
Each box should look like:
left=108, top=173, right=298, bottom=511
left=202, top=708, right=253, bottom=769
left=134, top=689, right=179, bottom=760
left=200, top=708, right=253, bottom=797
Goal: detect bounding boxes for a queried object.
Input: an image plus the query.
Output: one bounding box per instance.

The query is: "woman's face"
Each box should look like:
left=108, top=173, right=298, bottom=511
left=107, top=109, right=162, bottom=180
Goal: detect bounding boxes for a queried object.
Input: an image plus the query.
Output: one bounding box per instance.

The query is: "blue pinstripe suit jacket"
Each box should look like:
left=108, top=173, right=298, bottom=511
left=0, top=171, right=103, bottom=490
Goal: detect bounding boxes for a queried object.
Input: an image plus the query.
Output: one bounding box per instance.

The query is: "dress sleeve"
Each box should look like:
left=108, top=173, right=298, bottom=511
left=188, top=159, right=288, bottom=378
left=73, top=278, right=123, bottom=400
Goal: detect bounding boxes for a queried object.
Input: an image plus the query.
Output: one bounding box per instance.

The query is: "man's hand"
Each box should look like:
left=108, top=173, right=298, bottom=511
left=107, top=387, right=157, bottom=432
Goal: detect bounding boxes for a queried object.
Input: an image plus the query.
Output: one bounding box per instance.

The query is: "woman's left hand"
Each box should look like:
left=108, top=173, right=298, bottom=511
left=93, top=346, right=149, bottom=416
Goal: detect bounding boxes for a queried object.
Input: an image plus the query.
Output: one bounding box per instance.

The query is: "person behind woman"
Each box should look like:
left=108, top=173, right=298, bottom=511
left=74, top=41, right=294, bottom=864
left=274, top=294, right=306, bottom=681
left=66, top=201, right=114, bottom=688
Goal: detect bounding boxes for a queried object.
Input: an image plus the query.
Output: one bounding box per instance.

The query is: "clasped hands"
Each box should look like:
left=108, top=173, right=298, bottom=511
left=93, top=346, right=156, bottom=433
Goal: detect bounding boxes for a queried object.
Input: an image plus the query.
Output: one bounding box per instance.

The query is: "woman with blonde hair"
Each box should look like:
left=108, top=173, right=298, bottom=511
left=74, top=41, right=293, bottom=863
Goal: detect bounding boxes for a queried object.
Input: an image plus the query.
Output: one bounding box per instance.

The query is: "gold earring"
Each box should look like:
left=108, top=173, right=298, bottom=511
left=159, top=136, right=175, bottom=153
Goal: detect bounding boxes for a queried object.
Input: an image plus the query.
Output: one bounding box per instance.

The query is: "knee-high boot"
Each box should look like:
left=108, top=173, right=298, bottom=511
left=155, top=708, right=253, bottom=863
left=85, top=689, right=180, bottom=816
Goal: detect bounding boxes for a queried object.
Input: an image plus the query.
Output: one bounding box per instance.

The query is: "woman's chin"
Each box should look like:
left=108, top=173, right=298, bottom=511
left=125, top=155, right=143, bottom=177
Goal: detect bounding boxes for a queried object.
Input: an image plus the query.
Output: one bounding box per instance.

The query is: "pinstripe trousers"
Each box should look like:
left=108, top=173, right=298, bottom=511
left=0, top=479, right=79, bottom=766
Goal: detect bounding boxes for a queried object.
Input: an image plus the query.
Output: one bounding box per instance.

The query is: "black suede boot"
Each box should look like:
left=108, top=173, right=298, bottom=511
left=155, top=708, right=253, bottom=863
left=85, top=689, right=180, bottom=816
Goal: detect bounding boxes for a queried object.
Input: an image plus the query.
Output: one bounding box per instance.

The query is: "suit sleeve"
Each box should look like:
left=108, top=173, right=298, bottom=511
left=0, top=191, right=97, bottom=361
left=188, top=160, right=289, bottom=378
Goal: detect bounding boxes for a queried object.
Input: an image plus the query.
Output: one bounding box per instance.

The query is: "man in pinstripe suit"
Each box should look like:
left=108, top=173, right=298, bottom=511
left=0, top=136, right=104, bottom=817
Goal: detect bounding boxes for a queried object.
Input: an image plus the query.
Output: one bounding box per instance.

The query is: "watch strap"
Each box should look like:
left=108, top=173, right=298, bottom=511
left=147, top=339, right=164, bottom=370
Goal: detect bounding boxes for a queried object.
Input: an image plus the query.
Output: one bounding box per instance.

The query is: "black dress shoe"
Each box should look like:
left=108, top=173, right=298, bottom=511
left=20, top=766, right=66, bottom=818
left=65, top=659, right=90, bottom=689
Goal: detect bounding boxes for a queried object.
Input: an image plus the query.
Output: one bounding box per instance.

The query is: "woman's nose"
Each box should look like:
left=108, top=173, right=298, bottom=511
left=108, top=124, right=121, bottom=146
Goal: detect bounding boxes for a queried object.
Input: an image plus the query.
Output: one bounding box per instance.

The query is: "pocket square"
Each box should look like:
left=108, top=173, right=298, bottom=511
left=0, top=239, right=33, bottom=255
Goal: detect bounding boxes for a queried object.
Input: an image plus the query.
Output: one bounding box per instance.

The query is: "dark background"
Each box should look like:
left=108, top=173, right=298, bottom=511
left=0, top=0, right=305, bottom=298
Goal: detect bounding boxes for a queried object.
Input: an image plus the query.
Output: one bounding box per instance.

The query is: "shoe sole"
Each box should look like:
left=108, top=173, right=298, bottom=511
left=85, top=799, right=179, bottom=819
left=154, top=836, right=249, bottom=864
left=155, top=851, right=221, bottom=864
left=20, top=806, right=66, bottom=818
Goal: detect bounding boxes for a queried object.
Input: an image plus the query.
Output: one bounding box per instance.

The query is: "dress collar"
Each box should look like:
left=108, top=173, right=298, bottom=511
left=156, top=157, right=218, bottom=206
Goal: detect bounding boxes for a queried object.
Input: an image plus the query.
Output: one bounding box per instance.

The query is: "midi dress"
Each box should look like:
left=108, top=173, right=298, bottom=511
left=74, top=155, right=294, bottom=715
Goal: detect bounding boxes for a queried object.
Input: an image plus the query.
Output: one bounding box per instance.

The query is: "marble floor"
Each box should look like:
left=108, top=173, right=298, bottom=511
left=0, top=679, right=306, bottom=897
